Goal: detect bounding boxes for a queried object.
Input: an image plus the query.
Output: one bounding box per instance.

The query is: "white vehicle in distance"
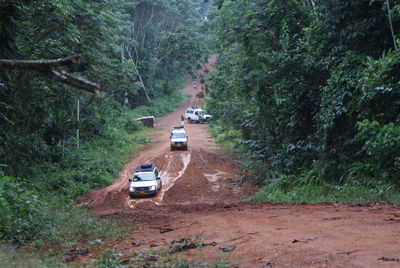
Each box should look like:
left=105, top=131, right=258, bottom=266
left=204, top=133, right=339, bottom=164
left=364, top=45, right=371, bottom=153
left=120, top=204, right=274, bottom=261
left=170, top=126, right=188, bottom=151
left=128, top=164, right=162, bottom=198
left=184, top=107, right=212, bottom=123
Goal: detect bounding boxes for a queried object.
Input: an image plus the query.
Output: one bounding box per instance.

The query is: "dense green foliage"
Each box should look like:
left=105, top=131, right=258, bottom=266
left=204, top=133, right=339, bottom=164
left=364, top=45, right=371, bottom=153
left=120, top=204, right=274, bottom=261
left=0, top=0, right=206, bottom=244
left=207, top=0, right=400, bottom=202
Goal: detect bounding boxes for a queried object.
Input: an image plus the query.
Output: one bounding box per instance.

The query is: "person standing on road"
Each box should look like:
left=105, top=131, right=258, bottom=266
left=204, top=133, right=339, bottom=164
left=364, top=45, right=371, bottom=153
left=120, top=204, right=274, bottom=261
left=180, top=115, right=185, bottom=126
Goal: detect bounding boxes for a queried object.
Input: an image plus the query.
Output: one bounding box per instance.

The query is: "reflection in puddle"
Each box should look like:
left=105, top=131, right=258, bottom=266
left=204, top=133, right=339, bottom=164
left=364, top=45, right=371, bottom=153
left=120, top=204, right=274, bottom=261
left=204, top=169, right=227, bottom=191
left=128, top=152, right=191, bottom=208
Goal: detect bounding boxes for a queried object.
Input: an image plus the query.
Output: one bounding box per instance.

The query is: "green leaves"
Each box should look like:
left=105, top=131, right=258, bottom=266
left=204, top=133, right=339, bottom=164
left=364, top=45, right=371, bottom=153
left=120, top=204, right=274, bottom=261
left=208, top=0, right=400, bottom=187
left=0, top=176, right=45, bottom=242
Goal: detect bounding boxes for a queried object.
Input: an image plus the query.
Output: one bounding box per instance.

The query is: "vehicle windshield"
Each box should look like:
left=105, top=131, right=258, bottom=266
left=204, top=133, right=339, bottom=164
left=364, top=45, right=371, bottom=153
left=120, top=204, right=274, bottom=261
left=171, top=132, right=186, bottom=139
left=197, top=110, right=204, bottom=115
left=133, top=172, right=156, bottom=181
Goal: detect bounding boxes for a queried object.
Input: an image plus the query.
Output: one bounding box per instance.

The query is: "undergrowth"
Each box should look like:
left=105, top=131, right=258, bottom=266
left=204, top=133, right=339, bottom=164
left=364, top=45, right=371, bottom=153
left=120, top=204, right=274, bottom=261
left=247, top=175, right=400, bottom=204
left=208, top=120, right=244, bottom=154
left=209, top=119, right=400, bottom=204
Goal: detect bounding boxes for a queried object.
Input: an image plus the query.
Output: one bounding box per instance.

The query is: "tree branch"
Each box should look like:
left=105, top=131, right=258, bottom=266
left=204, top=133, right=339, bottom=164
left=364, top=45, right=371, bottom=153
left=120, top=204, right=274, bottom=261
left=0, top=55, right=101, bottom=93
left=43, top=69, right=100, bottom=94
left=0, top=55, right=81, bottom=70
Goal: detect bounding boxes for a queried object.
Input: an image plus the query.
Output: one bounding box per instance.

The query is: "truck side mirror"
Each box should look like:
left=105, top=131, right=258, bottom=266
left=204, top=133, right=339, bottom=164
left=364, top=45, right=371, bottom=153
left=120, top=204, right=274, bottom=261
left=156, top=177, right=160, bottom=180
left=129, top=178, right=132, bottom=182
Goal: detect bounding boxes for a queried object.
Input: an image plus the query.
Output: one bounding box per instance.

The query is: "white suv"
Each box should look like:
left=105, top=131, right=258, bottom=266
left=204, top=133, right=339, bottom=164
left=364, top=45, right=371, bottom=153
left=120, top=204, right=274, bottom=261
left=184, top=107, right=212, bottom=123
left=128, top=164, right=162, bottom=198
left=170, top=126, right=188, bottom=151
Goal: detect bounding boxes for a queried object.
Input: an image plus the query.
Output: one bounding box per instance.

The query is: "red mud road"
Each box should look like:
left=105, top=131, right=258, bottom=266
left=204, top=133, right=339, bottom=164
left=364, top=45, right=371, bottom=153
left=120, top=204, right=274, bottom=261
left=78, top=56, right=400, bottom=267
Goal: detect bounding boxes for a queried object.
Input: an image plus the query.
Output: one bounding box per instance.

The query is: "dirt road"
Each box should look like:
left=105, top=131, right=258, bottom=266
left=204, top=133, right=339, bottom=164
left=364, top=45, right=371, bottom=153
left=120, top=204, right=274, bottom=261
left=78, top=55, right=400, bottom=267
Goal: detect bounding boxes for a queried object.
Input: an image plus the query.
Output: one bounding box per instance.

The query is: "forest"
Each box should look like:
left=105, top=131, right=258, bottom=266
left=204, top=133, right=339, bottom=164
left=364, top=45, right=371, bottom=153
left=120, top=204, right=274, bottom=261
left=207, top=0, right=400, bottom=203
left=2, top=0, right=400, bottom=266
left=0, top=0, right=208, bottom=247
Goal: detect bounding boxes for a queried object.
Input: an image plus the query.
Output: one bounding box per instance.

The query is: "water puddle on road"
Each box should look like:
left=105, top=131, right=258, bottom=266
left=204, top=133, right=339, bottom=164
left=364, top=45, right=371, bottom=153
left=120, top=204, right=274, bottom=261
left=128, top=152, right=191, bottom=208
left=204, top=169, right=227, bottom=191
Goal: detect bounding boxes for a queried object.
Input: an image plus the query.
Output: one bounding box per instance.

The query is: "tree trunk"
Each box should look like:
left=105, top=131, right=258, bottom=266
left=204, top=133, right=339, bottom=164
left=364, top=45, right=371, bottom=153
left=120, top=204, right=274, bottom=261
left=387, top=0, right=397, bottom=50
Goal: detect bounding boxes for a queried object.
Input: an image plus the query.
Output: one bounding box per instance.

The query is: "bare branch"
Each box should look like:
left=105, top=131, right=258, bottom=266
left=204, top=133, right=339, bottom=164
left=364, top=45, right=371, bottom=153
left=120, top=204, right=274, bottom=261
left=43, top=69, right=100, bottom=94
left=0, top=55, right=81, bottom=70
left=0, top=55, right=101, bottom=93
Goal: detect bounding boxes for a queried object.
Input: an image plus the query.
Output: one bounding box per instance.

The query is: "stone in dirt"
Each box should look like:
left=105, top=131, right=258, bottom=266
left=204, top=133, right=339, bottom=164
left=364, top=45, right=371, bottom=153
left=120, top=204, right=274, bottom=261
left=159, top=227, right=174, bottom=233
left=131, top=241, right=144, bottom=247
left=66, top=248, right=89, bottom=262
left=378, top=256, right=400, bottom=262
left=219, top=245, right=236, bottom=252
left=169, top=238, right=198, bottom=253
left=258, top=263, right=274, bottom=268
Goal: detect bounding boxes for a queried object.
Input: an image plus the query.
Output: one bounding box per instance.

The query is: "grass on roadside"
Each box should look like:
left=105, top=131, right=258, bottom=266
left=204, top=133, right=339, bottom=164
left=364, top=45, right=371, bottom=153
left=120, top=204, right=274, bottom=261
left=247, top=176, right=400, bottom=204
left=0, top=247, right=66, bottom=268
left=208, top=118, right=400, bottom=205
left=89, top=237, right=239, bottom=268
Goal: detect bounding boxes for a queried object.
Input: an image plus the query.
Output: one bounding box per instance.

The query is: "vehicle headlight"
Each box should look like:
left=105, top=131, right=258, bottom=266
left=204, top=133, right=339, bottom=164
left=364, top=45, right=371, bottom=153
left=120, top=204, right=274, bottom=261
left=149, top=185, right=156, bottom=191
left=129, top=187, right=135, bottom=191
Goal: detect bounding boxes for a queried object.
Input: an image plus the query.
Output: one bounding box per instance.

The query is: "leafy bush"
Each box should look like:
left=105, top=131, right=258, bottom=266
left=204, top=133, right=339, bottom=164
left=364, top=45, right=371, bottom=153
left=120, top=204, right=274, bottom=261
left=350, top=120, right=400, bottom=184
left=208, top=120, right=243, bottom=153
left=0, top=176, right=45, bottom=242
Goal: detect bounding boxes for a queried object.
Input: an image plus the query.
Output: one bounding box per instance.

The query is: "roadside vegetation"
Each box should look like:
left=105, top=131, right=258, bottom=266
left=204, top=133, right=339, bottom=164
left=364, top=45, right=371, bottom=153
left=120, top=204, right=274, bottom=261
left=206, top=0, right=400, bottom=204
left=0, top=0, right=209, bottom=264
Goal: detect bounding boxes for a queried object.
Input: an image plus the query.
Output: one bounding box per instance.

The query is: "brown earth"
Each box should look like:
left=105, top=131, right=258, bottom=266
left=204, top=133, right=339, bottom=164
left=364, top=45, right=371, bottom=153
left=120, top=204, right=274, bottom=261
left=77, top=55, right=400, bottom=268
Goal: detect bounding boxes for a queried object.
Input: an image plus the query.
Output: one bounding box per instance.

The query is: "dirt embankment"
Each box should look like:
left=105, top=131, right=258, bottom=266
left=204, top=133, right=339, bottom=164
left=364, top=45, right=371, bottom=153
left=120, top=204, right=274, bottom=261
left=77, top=55, right=400, bottom=268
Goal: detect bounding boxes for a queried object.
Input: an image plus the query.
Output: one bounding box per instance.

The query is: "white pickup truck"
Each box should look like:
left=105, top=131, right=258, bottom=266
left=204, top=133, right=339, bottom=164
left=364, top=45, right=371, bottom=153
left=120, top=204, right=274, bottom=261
left=184, top=107, right=212, bottom=123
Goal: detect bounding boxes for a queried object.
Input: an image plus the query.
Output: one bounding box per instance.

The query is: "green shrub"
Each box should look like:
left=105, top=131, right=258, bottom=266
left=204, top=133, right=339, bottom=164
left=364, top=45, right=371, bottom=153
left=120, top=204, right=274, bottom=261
left=0, top=176, right=45, bottom=242
left=352, top=120, right=400, bottom=184
left=208, top=120, right=243, bottom=153
left=247, top=174, right=400, bottom=204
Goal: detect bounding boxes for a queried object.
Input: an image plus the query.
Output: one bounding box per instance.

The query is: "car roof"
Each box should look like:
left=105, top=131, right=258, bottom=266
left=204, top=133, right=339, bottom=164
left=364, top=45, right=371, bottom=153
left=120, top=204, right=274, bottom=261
left=172, top=126, right=184, bottom=130
left=186, top=106, right=203, bottom=111
left=135, top=163, right=156, bottom=172
left=171, top=129, right=186, bottom=134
